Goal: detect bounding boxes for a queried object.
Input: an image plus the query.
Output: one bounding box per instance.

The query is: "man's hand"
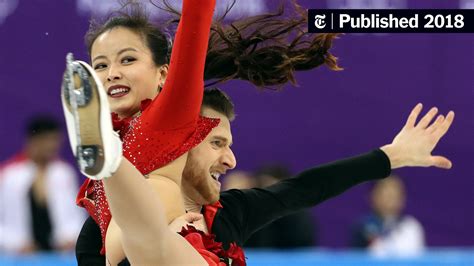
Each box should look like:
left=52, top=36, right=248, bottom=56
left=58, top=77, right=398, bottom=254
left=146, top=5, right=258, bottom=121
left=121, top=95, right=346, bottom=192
left=168, top=212, right=204, bottom=233
left=381, top=103, right=455, bottom=169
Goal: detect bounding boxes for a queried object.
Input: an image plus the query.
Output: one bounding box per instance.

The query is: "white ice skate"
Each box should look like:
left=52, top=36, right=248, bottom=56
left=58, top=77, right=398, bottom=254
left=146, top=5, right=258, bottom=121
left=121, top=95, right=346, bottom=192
left=61, top=53, right=122, bottom=180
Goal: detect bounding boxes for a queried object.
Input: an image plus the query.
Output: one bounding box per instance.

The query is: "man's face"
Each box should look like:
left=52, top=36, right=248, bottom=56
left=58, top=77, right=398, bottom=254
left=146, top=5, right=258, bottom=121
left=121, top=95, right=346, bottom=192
left=182, top=107, right=236, bottom=205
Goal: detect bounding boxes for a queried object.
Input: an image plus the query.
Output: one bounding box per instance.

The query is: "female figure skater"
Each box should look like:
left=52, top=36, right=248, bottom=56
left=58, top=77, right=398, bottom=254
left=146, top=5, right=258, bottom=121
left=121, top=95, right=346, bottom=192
left=64, top=0, right=220, bottom=264
left=66, top=0, right=340, bottom=265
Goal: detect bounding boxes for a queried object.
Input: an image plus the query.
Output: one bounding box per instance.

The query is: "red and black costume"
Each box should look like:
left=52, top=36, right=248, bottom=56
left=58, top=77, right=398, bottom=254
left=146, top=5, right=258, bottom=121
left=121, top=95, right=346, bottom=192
left=73, top=1, right=394, bottom=264
left=75, top=0, right=221, bottom=261
left=76, top=149, right=392, bottom=266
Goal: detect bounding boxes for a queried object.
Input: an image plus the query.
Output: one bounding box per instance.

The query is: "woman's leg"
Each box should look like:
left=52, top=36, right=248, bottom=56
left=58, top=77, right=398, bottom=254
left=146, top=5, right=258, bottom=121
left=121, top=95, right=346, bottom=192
left=62, top=57, right=206, bottom=265
left=103, top=159, right=207, bottom=265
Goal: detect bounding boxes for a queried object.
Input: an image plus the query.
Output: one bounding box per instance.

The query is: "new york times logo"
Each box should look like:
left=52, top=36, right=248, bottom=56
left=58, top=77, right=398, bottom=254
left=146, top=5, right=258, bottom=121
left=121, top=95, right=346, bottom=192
left=314, top=14, right=326, bottom=29
left=340, top=13, right=418, bottom=28
left=308, top=9, right=473, bottom=33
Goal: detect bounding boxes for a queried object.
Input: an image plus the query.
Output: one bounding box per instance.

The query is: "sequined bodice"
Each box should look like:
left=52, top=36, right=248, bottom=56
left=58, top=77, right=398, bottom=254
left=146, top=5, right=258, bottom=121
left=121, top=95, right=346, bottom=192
left=77, top=106, right=218, bottom=254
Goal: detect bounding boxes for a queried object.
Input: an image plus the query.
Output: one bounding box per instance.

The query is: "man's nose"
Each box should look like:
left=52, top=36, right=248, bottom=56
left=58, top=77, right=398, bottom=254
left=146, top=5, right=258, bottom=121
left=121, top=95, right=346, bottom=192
left=222, top=148, right=237, bottom=170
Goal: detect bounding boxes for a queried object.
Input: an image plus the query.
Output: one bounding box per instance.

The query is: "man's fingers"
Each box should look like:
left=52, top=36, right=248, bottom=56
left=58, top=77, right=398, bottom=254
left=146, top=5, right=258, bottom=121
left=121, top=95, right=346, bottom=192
left=416, top=107, right=438, bottom=129
left=430, top=156, right=452, bottom=169
left=426, top=115, right=444, bottom=134
left=433, top=111, right=455, bottom=138
left=183, top=213, right=204, bottom=223
left=405, top=103, right=423, bottom=128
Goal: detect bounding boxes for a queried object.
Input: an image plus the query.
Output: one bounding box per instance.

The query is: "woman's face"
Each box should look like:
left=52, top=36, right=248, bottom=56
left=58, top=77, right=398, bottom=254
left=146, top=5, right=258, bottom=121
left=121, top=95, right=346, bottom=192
left=91, top=26, right=166, bottom=118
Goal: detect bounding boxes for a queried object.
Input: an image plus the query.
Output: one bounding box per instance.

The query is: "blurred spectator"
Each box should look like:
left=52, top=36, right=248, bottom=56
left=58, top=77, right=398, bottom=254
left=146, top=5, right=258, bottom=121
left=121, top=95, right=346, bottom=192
left=221, top=170, right=257, bottom=190
left=351, top=175, right=425, bottom=257
left=0, top=116, right=85, bottom=253
left=223, top=165, right=318, bottom=249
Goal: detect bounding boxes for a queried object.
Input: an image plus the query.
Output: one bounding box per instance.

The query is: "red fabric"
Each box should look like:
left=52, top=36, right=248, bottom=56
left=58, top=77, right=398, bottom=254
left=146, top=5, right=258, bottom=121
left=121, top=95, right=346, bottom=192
left=202, top=201, right=247, bottom=265
left=0, top=152, right=27, bottom=171
left=203, top=201, right=223, bottom=232
left=182, top=232, right=224, bottom=266
left=75, top=0, right=218, bottom=255
left=179, top=226, right=246, bottom=266
left=141, top=0, right=216, bottom=132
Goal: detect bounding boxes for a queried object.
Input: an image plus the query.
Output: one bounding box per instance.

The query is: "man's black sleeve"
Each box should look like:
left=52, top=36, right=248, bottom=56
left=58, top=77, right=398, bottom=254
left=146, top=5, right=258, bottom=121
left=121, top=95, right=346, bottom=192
left=214, top=149, right=391, bottom=246
left=75, top=216, right=105, bottom=266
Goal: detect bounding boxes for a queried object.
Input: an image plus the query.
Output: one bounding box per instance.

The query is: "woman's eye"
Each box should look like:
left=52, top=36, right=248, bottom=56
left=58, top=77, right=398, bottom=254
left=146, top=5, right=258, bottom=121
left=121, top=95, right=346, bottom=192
left=122, top=57, right=136, bottom=64
left=94, top=63, right=107, bottom=70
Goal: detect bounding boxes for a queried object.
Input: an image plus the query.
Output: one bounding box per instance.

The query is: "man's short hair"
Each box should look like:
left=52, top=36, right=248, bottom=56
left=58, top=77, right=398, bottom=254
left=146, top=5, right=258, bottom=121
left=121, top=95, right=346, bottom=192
left=202, top=88, right=235, bottom=121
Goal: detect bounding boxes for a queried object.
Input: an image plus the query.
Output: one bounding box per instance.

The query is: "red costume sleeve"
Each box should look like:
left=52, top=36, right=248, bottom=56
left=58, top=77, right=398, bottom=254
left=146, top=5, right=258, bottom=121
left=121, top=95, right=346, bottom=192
left=141, top=0, right=215, bottom=130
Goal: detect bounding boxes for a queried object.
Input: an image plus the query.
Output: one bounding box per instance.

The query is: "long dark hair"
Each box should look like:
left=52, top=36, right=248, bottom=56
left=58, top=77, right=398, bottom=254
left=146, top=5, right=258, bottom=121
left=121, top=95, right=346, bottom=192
left=85, top=0, right=341, bottom=88
left=158, top=0, right=341, bottom=87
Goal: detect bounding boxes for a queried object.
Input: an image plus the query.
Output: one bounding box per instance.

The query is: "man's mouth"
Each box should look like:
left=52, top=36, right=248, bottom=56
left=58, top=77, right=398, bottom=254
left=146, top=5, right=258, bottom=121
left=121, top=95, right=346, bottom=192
left=210, top=172, right=221, bottom=181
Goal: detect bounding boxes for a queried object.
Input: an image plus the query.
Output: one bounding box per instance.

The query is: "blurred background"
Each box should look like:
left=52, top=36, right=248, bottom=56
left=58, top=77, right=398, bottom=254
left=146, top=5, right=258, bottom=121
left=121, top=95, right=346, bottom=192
left=0, top=0, right=472, bottom=265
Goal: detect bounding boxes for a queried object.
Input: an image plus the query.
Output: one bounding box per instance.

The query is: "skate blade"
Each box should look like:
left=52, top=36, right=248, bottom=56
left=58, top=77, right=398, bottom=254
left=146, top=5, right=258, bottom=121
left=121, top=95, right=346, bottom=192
left=62, top=61, right=105, bottom=176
